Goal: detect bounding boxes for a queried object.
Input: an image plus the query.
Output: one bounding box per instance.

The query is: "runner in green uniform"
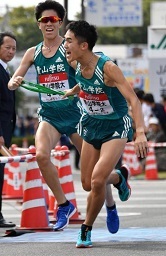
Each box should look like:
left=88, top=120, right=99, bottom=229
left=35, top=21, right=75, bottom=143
left=64, top=20, right=148, bottom=248
left=34, top=40, right=82, bottom=135
left=8, top=1, right=120, bottom=233
left=8, top=0, right=82, bottom=231
left=76, top=52, right=133, bottom=148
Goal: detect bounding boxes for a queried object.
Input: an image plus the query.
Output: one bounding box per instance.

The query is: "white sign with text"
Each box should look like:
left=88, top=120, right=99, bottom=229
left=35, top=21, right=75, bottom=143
left=148, top=26, right=166, bottom=58
left=85, top=0, right=143, bottom=27
left=149, top=58, right=166, bottom=102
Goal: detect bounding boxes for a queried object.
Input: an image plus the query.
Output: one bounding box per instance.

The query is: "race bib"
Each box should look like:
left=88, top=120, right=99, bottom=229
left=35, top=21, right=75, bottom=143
left=79, top=90, right=114, bottom=115
left=38, top=72, right=69, bottom=102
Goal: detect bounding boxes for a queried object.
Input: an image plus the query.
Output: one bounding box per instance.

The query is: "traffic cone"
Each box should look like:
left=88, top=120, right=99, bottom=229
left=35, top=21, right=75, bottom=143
left=3, top=161, right=23, bottom=200
left=41, top=174, right=49, bottom=209
left=122, top=144, right=142, bottom=176
left=2, top=164, right=9, bottom=195
left=145, top=147, right=158, bottom=180
left=0, top=146, right=13, bottom=196
left=19, top=146, right=52, bottom=230
left=53, top=146, right=83, bottom=224
left=10, top=144, right=18, bottom=156
left=48, top=188, right=55, bottom=215
left=53, top=145, right=61, bottom=168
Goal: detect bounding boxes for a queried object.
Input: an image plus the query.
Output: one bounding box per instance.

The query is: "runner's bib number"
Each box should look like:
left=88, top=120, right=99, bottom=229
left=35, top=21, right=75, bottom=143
left=38, top=72, right=69, bottom=102
left=79, top=90, right=114, bottom=115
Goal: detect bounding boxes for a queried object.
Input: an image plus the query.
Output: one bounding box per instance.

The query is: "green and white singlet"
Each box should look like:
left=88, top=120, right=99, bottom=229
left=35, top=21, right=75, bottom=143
left=75, top=53, right=133, bottom=149
left=33, top=40, right=82, bottom=136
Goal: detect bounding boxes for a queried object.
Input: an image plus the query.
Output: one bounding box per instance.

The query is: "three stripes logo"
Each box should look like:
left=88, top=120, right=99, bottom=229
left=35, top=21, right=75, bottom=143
left=150, top=35, right=166, bottom=49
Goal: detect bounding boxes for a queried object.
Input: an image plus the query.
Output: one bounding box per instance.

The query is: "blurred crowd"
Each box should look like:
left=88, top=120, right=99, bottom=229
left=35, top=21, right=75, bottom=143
left=132, top=89, right=166, bottom=171
left=14, top=114, right=39, bottom=137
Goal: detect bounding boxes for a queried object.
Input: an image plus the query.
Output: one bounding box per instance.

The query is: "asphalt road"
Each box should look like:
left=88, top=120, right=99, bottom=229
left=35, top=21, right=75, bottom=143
left=0, top=151, right=166, bottom=256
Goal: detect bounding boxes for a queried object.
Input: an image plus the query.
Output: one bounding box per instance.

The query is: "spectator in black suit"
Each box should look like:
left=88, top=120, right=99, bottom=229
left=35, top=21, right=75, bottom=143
left=143, top=93, right=166, bottom=135
left=0, top=32, right=16, bottom=227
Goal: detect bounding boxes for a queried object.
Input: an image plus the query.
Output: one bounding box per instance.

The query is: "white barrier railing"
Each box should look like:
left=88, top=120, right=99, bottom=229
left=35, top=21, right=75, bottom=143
left=0, top=154, right=34, bottom=163
left=0, top=149, right=70, bottom=164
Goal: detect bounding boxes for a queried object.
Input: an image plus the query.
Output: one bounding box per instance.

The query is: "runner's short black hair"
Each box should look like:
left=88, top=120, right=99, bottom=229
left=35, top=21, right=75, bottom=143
left=35, top=0, right=66, bottom=21
left=66, top=20, right=98, bottom=51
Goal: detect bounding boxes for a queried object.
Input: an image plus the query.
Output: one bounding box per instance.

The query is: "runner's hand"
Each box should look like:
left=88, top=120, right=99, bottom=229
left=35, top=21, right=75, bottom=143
left=134, top=133, right=148, bottom=158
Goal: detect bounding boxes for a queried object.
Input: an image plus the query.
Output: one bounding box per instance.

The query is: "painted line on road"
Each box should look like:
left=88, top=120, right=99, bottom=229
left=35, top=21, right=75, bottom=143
left=0, top=228, right=166, bottom=243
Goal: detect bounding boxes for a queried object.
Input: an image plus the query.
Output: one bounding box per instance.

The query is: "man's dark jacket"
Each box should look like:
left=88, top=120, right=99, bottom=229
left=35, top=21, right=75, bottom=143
left=0, top=63, right=16, bottom=145
left=0, top=63, right=16, bottom=216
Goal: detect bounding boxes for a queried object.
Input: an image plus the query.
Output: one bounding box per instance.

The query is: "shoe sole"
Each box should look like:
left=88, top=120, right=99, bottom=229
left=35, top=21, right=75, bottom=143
left=76, top=244, right=93, bottom=248
left=54, top=207, right=77, bottom=231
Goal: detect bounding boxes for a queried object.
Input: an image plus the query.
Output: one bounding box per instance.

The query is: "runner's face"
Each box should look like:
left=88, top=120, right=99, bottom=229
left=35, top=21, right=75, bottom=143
left=38, top=10, right=62, bottom=40
left=64, top=30, right=82, bottom=62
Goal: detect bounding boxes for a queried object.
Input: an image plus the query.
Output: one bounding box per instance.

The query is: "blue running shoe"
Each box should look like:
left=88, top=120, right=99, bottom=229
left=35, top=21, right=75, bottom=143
left=53, top=202, right=76, bottom=231
left=106, top=205, right=119, bottom=234
left=114, top=164, right=131, bottom=202
left=76, top=229, right=92, bottom=248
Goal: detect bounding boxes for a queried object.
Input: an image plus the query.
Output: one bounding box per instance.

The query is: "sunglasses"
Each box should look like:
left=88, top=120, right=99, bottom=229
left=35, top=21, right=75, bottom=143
left=38, top=16, right=61, bottom=23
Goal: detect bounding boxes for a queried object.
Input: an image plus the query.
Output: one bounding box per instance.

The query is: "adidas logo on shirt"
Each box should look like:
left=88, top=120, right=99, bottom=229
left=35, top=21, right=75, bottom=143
left=112, top=131, right=120, bottom=137
left=94, top=79, right=100, bottom=85
left=55, top=57, right=63, bottom=62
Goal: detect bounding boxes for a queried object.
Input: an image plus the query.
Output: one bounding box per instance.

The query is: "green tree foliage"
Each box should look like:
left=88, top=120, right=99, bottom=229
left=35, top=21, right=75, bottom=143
left=8, top=7, right=43, bottom=51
